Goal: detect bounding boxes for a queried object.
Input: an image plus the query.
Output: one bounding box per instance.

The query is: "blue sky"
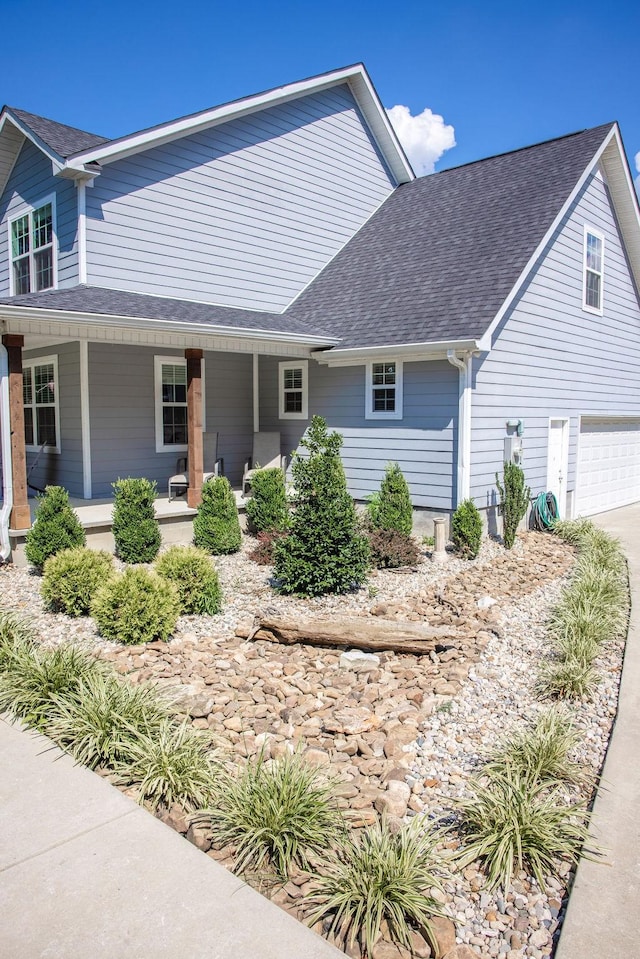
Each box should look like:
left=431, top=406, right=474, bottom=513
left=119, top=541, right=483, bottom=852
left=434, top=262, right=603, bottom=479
left=1, top=0, right=638, bottom=185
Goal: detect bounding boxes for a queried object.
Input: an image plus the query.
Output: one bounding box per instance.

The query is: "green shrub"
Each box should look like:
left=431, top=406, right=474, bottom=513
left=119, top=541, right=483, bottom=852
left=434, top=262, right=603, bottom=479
left=368, top=463, right=413, bottom=535
left=496, top=463, right=530, bottom=549
left=273, top=416, right=370, bottom=596
left=245, top=467, right=289, bottom=534
left=112, top=477, right=161, bottom=563
left=367, top=528, right=420, bottom=569
left=451, top=498, right=483, bottom=559
left=41, top=547, right=115, bottom=616
left=25, top=486, right=85, bottom=569
left=486, top=707, right=583, bottom=784
left=308, top=818, right=444, bottom=957
left=91, top=567, right=179, bottom=645
left=200, top=750, right=344, bottom=879
left=193, top=476, right=242, bottom=555
left=155, top=546, right=222, bottom=615
left=249, top=530, right=289, bottom=565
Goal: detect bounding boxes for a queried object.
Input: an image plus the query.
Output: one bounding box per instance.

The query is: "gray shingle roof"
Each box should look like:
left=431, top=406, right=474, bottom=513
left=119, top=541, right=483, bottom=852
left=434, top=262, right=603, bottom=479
left=0, top=285, right=335, bottom=342
left=6, top=107, right=109, bottom=158
left=287, top=123, right=616, bottom=349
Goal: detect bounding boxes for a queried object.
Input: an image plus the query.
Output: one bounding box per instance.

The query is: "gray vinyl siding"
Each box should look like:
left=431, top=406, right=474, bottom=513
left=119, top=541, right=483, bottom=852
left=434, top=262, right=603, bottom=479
left=85, top=85, right=395, bottom=311
left=259, top=357, right=458, bottom=510
left=23, top=342, right=83, bottom=496
left=0, top=139, right=78, bottom=294
left=88, top=343, right=253, bottom=497
left=470, top=169, right=640, bottom=508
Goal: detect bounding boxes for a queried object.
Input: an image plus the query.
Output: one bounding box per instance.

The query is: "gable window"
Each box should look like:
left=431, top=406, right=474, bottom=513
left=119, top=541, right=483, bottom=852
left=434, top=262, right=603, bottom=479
left=365, top=360, right=403, bottom=420
left=583, top=227, right=604, bottom=314
left=9, top=197, right=56, bottom=295
left=154, top=356, right=206, bottom=452
left=278, top=360, right=308, bottom=419
left=23, top=356, right=60, bottom=453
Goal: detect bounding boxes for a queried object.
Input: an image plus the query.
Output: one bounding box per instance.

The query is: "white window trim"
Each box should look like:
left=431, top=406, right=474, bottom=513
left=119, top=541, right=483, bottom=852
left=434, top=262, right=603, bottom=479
left=278, top=359, right=308, bottom=420
left=154, top=355, right=206, bottom=453
left=365, top=359, right=403, bottom=420
left=23, top=354, right=61, bottom=454
left=8, top=192, right=58, bottom=296
left=582, top=224, right=605, bottom=316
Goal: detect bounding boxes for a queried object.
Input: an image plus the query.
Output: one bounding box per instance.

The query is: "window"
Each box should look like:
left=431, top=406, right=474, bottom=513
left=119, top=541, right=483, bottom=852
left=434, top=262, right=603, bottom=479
left=9, top=196, right=56, bottom=295
left=583, top=227, right=604, bottom=314
left=365, top=360, right=403, bottom=419
left=154, top=356, right=206, bottom=452
left=23, top=356, right=60, bottom=452
left=278, top=360, right=308, bottom=419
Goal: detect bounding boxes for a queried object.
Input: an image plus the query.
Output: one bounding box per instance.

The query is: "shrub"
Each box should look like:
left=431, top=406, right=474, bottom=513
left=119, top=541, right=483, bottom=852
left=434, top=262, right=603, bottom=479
left=486, top=707, right=583, bottom=785
left=368, top=463, right=413, bottom=535
left=155, top=546, right=222, bottom=615
left=496, top=463, right=530, bottom=549
left=456, top=768, right=593, bottom=892
left=25, top=486, right=85, bottom=569
left=273, top=416, right=370, bottom=596
left=367, top=528, right=420, bottom=569
left=308, top=818, right=445, bottom=957
left=249, top=530, right=289, bottom=565
left=245, top=467, right=289, bottom=534
left=91, top=567, right=179, bottom=645
left=41, top=547, right=115, bottom=616
left=451, top=498, right=483, bottom=559
left=112, top=477, right=161, bottom=563
left=193, top=476, right=242, bottom=555
left=200, top=750, right=344, bottom=879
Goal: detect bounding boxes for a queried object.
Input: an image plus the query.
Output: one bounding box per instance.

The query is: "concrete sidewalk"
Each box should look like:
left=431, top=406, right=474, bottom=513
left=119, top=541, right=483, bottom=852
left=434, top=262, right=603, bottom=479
left=556, top=503, right=640, bottom=959
left=0, top=717, right=343, bottom=959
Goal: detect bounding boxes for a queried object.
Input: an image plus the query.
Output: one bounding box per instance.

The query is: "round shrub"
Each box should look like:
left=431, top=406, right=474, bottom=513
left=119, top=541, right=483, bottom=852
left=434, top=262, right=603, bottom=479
left=368, top=528, right=420, bottom=569
left=369, top=462, right=413, bottom=535
left=112, top=477, right=161, bottom=564
left=25, top=486, right=85, bottom=570
left=42, top=547, right=115, bottom=616
left=155, top=546, right=222, bottom=615
left=91, top=567, right=179, bottom=645
left=451, top=498, right=483, bottom=559
left=193, top=476, right=242, bottom=555
left=245, top=467, right=289, bottom=534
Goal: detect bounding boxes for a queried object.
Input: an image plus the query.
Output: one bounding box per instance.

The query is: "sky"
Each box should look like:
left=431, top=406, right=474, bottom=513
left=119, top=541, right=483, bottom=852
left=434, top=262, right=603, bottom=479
left=1, top=0, right=638, bottom=190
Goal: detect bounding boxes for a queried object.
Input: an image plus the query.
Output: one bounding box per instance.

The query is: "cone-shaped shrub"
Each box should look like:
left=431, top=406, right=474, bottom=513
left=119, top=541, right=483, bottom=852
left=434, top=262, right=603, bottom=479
left=91, top=567, right=179, bottom=645
left=245, top=467, right=289, bottom=533
left=112, top=478, right=160, bottom=563
left=193, top=476, right=241, bottom=554
left=155, top=545, right=222, bottom=614
left=370, top=462, right=413, bottom=535
left=25, top=486, right=85, bottom=570
left=496, top=463, right=530, bottom=550
left=451, top=498, right=483, bottom=559
left=42, top=547, right=115, bottom=616
left=273, top=416, right=370, bottom=596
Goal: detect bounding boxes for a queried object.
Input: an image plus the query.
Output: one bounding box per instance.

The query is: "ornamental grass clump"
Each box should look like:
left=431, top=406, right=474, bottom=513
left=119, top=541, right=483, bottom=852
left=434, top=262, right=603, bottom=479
left=112, top=477, right=161, bottom=563
left=91, top=567, right=179, bottom=645
left=155, top=546, right=222, bottom=615
left=200, top=750, right=344, bottom=880
left=537, top=658, right=600, bottom=700
left=485, top=707, right=583, bottom=785
left=245, top=467, right=289, bottom=534
left=307, top=818, right=445, bottom=958
left=0, top=610, right=36, bottom=669
left=25, top=485, right=85, bottom=570
left=451, top=498, right=483, bottom=559
left=41, top=547, right=115, bottom=616
left=193, top=476, right=242, bottom=555
left=496, top=463, right=530, bottom=549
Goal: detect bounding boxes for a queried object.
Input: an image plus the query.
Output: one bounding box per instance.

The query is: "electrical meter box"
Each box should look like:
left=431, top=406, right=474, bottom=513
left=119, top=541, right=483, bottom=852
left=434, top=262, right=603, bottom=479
left=504, top=436, right=523, bottom=465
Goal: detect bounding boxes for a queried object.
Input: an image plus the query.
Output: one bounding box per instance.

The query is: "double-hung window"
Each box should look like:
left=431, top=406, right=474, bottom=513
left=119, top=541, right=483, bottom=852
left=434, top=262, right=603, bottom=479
left=10, top=197, right=56, bottom=295
left=23, top=356, right=60, bottom=452
left=583, top=226, right=604, bottom=314
left=278, top=360, right=308, bottom=419
left=365, top=360, right=403, bottom=420
left=154, top=356, right=206, bottom=452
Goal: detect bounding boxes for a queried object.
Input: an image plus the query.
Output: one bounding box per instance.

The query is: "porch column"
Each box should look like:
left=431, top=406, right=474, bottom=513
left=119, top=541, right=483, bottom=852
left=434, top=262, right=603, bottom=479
left=185, top=349, right=204, bottom=509
left=2, top=334, right=31, bottom=530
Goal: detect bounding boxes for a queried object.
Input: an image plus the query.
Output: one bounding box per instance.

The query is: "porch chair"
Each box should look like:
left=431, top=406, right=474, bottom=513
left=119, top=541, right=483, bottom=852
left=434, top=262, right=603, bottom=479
left=242, top=431, right=285, bottom=496
left=168, top=432, right=223, bottom=501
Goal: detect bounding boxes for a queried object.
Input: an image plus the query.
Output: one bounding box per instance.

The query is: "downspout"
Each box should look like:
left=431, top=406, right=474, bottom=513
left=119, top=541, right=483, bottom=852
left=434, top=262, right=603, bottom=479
left=0, top=342, right=13, bottom=560
left=447, top=349, right=472, bottom=508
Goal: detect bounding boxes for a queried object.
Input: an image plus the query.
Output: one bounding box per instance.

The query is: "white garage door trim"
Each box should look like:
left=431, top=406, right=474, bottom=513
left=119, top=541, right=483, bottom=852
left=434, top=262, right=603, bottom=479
left=576, top=415, right=640, bottom=516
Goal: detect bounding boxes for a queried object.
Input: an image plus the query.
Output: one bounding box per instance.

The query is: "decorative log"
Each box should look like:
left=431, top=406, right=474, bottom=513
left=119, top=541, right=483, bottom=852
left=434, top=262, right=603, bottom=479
left=253, top=615, right=459, bottom=655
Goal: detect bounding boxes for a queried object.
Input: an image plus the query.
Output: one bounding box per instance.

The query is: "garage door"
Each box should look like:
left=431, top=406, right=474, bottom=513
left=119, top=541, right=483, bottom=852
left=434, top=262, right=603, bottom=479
left=576, top=417, right=640, bottom=516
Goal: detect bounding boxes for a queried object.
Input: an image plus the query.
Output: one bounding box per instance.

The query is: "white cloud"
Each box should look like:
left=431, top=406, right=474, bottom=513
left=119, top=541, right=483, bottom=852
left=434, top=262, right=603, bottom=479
left=387, top=104, right=456, bottom=176
left=635, top=151, right=640, bottom=199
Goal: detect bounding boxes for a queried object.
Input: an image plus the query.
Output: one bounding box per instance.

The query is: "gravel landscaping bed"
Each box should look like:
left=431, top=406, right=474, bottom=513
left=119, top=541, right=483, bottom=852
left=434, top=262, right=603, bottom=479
left=0, top=530, right=625, bottom=959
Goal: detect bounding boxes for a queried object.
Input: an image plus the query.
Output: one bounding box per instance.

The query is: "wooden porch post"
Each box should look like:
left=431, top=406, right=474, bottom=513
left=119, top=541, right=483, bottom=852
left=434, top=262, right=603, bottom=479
left=2, top=334, right=31, bottom=530
left=185, top=349, right=204, bottom=509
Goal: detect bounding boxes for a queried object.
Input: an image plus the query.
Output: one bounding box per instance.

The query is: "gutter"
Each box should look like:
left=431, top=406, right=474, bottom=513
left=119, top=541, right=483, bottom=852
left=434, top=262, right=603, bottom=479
left=313, top=337, right=484, bottom=366
left=0, top=342, right=12, bottom=561
left=447, top=349, right=473, bottom=508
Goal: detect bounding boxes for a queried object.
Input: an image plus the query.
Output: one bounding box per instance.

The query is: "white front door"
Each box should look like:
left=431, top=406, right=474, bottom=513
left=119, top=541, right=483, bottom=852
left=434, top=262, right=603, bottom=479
left=547, top=418, right=570, bottom=517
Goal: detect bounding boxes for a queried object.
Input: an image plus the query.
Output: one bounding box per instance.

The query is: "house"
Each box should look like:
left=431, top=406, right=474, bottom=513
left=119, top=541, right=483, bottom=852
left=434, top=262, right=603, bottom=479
left=1, top=63, right=639, bottom=559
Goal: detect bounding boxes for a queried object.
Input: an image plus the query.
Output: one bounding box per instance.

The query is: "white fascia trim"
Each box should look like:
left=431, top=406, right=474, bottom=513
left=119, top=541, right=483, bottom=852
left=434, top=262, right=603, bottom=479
left=0, top=111, right=65, bottom=167
left=312, top=338, right=483, bottom=366
left=64, top=64, right=414, bottom=184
